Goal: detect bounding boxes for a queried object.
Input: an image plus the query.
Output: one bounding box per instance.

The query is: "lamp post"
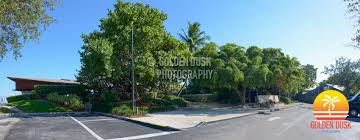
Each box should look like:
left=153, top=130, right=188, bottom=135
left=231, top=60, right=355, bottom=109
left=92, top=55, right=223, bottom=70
left=131, top=25, right=135, bottom=112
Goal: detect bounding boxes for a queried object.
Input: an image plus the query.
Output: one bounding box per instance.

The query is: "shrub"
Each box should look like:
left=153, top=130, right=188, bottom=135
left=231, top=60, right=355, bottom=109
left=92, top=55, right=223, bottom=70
left=100, top=92, right=123, bottom=103
left=46, top=93, right=84, bottom=111
left=182, top=94, right=217, bottom=102
left=6, top=93, right=40, bottom=103
left=112, top=104, right=133, bottom=116
left=280, top=96, right=292, bottom=104
left=34, top=85, right=86, bottom=97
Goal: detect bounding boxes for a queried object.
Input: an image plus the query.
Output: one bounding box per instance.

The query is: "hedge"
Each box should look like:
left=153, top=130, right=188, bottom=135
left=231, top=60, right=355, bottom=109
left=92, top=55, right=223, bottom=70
left=280, top=96, right=292, bottom=104
left=6, top=93, right=40, bottom=103
left=34, top=84, right=86, bottom=97
left=181, top=94, right=217, bottom=102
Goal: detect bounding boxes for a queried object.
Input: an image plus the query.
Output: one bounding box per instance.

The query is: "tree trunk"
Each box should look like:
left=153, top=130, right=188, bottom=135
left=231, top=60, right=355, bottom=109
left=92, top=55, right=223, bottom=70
left=237, top=85, right=246, bottom=106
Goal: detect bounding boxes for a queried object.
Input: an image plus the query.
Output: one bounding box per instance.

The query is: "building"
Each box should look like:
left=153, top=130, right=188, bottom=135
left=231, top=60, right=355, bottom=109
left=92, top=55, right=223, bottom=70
left=8, top=77, right=80, bottom=94
left=294, top=84, right=344, bottom=103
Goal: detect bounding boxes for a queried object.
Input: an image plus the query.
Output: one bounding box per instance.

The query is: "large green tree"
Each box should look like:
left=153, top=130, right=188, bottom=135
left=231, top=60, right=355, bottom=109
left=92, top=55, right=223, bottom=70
left=77, top=1, right=190, bottom=98
left=0, top=0, right=60, bottom=60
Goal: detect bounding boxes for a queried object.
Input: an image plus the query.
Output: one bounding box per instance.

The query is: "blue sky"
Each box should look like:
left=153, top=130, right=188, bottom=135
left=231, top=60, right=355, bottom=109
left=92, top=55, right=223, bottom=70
left=1, top=0, right=359, bottom=97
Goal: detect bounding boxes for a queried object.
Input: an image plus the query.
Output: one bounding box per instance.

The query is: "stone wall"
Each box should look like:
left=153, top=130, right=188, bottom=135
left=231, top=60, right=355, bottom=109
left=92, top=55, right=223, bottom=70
left=257, top=95, right=279, bottom=103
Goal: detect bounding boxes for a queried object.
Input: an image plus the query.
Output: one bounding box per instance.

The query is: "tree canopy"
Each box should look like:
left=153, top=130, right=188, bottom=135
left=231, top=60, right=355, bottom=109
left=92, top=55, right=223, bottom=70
left=78, top=1, right=316, bottom=105
left=0, top=0, right=60, bottom=60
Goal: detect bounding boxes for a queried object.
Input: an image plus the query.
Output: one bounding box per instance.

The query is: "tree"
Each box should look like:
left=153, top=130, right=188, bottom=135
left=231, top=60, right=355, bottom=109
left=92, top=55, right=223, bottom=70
left=0, top=0, right=60, bottom=60
left=323, top=57, right=360, bottom=96
left=77, top=1, right=190, bottom=98
left=301, top=64, right=317, bottom=89
left=178, top=22, right=210, bottom=53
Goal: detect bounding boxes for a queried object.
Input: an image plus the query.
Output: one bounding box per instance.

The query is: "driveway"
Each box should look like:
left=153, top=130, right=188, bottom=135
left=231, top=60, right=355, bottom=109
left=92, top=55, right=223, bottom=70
left=131, top=102, right=299, bottom=129
left=5, top=114, right=177, bottom=140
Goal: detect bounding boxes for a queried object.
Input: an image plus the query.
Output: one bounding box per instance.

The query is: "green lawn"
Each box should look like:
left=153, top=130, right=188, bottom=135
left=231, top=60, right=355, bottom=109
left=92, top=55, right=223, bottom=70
left=7, top=100, right=72, bottom=113
left=0, top=107, right=16, bottom=114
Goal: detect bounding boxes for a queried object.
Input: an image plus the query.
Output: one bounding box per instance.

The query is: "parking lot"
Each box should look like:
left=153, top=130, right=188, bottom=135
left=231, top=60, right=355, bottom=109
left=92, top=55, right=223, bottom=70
left=5, top=113, right=178, bottom=140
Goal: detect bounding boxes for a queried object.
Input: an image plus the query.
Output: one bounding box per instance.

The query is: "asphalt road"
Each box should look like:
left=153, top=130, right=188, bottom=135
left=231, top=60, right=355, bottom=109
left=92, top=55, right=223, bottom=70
left=5, top=114, right=167, bottom=140
left=149, top=103, right=360, bottom=140
left=4, top=103, right=360, bottom=140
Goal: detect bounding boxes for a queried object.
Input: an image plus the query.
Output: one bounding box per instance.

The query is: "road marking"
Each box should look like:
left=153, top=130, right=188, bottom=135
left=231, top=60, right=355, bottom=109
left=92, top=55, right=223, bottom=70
left=68, top=115, right=104, bottom=140
left=81, top=118, right=117, bottom=123
left=107, top=132, right=178, bottom=140
left=268, top=117, right=280, bottom=121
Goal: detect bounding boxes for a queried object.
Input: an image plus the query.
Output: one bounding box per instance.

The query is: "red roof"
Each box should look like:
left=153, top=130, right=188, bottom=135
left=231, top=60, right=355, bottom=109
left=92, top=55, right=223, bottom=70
left=8, top=77, right=79, bottom=91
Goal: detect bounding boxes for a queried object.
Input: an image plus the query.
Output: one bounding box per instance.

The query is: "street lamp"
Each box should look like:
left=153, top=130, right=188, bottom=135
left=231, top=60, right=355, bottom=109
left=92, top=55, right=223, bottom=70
left=131, top=25, right=136, bottom=113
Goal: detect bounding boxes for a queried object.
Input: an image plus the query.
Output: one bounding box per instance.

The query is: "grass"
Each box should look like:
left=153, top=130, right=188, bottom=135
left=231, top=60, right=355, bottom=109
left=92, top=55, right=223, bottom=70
left=7, top=100, right=72, bottom=113
left=0, top=107, right=16, bottom=114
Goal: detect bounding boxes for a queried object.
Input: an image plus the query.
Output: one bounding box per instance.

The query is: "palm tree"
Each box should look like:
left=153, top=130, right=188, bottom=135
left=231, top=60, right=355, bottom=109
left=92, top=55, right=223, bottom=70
left=178, top=22, right=210, bottom=53
left=321, top=95, right=340, bottom=116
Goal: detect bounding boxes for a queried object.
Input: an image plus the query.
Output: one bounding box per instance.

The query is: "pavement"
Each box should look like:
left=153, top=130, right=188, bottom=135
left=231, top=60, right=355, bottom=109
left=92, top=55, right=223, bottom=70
left=131, top=102, right=300, bottom=129
left=2, top=103, right=360, bottom=140
left=147, top=103, right=360, bottom=140
left=0, top=118, right=20, bottom=140
left=5, top=113, right=177, bottom=140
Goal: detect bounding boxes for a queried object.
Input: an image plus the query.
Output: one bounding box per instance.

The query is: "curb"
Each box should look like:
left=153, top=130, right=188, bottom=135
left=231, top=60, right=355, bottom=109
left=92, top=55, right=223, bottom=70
left=196, top=103, right=303, bottom=127
left=93, top=112, right=181, bottom=132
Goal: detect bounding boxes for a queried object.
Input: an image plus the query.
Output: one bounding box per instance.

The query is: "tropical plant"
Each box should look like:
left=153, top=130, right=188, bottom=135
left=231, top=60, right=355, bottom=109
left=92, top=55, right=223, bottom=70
left=178, top=22, right=210, bottom=53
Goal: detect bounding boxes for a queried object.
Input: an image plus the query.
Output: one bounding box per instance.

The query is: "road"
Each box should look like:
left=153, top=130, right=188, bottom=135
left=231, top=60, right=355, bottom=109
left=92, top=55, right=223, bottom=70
left=4, top=103, right=360, bottom=140
left=149, top=103, right=360, bottom=140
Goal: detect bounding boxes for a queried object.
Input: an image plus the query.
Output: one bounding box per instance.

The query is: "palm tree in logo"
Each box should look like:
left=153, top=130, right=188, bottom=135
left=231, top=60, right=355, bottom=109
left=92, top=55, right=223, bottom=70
left=321, top=95, right=340, bottom=116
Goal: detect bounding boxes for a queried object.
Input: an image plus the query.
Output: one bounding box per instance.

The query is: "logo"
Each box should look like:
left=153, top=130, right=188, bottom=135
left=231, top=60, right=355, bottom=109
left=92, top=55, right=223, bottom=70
left=313, top=90, right=349, bottom=120
left=310, top=90, right=351, bottom=130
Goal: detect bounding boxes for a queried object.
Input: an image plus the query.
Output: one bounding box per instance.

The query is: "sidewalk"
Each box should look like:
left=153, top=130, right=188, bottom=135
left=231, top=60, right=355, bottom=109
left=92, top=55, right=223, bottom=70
left=0, top=118, right=20, bottom=140
left=131, top=102, right=301, bottom=129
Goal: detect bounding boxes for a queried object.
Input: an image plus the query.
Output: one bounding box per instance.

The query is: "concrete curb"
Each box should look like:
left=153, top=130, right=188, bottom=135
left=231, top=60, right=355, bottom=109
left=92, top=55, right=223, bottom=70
left=196, top=103, right=303, bottom=127
left=93, top=112, right=182, bottom=132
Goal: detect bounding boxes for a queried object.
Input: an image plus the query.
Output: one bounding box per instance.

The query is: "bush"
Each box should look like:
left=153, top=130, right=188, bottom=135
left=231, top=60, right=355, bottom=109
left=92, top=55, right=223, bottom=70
left=46, top=93, right=84, bottom=111
left=162, top=95, right=187, bottom=107
left=112, top=104, right=133, bottom=116
left=280, top=96, right=292, bottom=104
left=182, top=94, right=217, bottom=102
left=6, top=93, right=40, bottom=103
left=34, top=85, right=86, bottom=97
left=100, top=92, right=127, bottom=103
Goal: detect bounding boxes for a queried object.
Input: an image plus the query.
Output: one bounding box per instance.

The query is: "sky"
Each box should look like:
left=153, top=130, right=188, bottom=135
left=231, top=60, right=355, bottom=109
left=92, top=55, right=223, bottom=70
left=1, top=0, right=359, bottom=97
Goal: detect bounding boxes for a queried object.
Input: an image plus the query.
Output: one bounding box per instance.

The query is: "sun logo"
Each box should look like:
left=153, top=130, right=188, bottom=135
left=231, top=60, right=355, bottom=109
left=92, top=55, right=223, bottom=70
left=313, top=90, right=349, bottom=120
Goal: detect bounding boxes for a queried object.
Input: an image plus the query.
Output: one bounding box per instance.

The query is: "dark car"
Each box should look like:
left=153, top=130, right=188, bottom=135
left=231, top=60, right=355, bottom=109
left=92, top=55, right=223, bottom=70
left=348, top=92, right=360, bottom=117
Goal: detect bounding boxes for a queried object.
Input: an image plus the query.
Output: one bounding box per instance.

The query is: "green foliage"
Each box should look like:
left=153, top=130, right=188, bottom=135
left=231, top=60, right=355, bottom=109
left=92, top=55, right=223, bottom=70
left=323, top=57, right=360, bottom=96
left=182, top=94, right=217, bottom=102
left=0, top=0, right=60, bottom=60
left=34, top=85, right=86, bottom=97
left=6, top=94, right=40, bottom=103
left=0, top=107, right=16, bottom=114
left=179, top=22, right=210, bottom=52
left=8, top=100, right=71, bottom=113
left=47, top=93, right=84, bottom=111
left=280, top=96, right=292, bottom=104
left=190, top=43, right=309, bottom=104
left=112, top=104, right=133, bottom=116
left=77, top=1, right=190, bottom=98
left=301, top=64, right=317, bottom=89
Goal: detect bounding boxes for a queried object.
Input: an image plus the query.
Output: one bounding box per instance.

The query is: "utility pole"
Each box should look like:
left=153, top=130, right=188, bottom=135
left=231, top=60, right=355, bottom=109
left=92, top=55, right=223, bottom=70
left=131, top=25, right=135, bottom=112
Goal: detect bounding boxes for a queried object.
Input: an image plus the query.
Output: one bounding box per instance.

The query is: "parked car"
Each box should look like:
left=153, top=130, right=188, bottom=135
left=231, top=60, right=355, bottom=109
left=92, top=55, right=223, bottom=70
left=348, top=92, right=360, bottom=117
